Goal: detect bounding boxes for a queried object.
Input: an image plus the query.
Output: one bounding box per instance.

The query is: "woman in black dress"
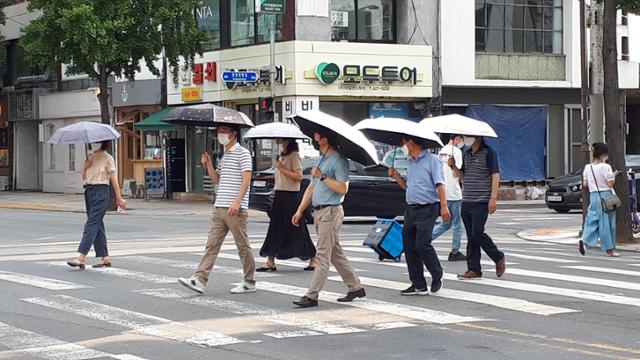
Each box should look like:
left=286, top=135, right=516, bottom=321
left=257, top=139, right=316, bottom=271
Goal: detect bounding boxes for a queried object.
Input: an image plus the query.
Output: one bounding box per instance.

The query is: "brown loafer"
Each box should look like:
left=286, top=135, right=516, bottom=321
left=496, top=258, right=506, bottom=277
left=457, top=270, right=481, bottom=280
left=337, top=288, right=366, bottom=302
left=293, top=296, right=318, bottom=308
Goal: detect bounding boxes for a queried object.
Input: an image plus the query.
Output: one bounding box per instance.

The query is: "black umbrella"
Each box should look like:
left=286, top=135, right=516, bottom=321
left=291, top=111, right=378, bottom=166
left=164, top=103, right=254, bottom=128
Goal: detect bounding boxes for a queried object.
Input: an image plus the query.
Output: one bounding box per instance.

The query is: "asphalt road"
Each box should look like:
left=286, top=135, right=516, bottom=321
left=1, top=207, right=640, bottom=360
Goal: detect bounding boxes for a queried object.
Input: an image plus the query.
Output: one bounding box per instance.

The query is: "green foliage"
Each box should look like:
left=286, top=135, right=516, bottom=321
left=20, top=0, right=204, bottom=82
left=0, top=0, right=11, bottom=77
left=617, top=0, right=640, bottom=13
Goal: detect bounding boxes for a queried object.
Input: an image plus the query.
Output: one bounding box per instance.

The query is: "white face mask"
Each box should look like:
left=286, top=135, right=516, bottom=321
left=402, top=144, right=410, bottom=156
left=217, top=133, right=231, bottom=146
left=456, top=141, right=464, bottom=149
left=278, top=143, right=286, bottom=153
left=90, top=143, right=102, bottom=151
left=463, top=136, right=476, bottom=147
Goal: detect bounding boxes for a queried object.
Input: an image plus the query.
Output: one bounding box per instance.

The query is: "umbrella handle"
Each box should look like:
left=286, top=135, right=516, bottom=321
left=391, top=146, right=397, bottom=168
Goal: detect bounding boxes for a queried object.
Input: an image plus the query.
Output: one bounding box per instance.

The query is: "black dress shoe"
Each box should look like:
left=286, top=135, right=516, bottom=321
left=578, top=240, right=586, bottom=255
left=92, top=262, right=112, bottom=268
left=293, top=296, right=318, bottom=308
left=256, top=266, right=277, bottom=272
left=337, top=288, right=366, bottom=302
left=67, top=261, right=85, bottom=270
left=303, top=266, right=315, bottom=271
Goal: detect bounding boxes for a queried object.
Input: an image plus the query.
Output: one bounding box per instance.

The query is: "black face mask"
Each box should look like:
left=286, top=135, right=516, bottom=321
left=312, top=140, right=320, bottom=151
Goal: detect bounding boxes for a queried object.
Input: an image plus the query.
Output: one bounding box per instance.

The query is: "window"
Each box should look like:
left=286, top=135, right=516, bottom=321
left=197, top=0, right=221, bottom=51
left=475, top=0, right=562, bottom=54
left=331, top=0, right=395, bottom=42
left=68, top=144, right=76, bottom=172
left=47, top=124, right=55, bottom=170
left=622, top=36, right=630, bottom=61
left=230, top=0, right=282, bottom=47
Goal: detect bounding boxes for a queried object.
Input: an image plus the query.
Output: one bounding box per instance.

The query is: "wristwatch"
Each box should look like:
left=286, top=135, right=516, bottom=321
left=320, top=174, right=328, bottom=182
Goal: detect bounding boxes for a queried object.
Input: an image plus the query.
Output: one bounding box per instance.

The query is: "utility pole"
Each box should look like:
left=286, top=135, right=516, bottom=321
left=579, top=0, right=590, bottom=222
left=269, top=18, right=276, bottom=103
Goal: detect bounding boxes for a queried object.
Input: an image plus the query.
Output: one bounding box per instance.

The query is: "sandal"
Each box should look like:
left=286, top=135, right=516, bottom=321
left=93, top=258, right=112, bottom=268
left=67, top=260, right=86, bottom=270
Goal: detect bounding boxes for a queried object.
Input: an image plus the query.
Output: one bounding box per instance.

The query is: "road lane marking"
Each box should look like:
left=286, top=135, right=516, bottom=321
left=501, top=253, right=581, bottom=263
left=563, top=265, right=640, bottom=277
left=136, top=288, right=366, bottom=337
left=41, top=261, right=175, bottom=284
left=341, top=247, right=518, bottom=266
left=254, top=281, right=487, bottom=324
left=332, top=276, right=579, bottom=316
left=120, top=255, right=280, bottom=277
left=214, top=253, right=367, bottom=273
left=0, top=321, right=149, bottom=360
left=505, top=268, right=640, bottom=291
left=22, top=295, right=243, bottom=347
left=0, top=271, right=90, bottom=290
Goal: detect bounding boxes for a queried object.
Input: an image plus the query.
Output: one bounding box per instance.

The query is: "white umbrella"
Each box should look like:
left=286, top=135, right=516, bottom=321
left=244, top=122, right=309, bottom=140
left=354, top=117, right=443, bottom=148
left=420, top=114, right=498, bottom=138
left=47, top=121, right=120, bottom=144
left=291, top=110, right=378, bottom=166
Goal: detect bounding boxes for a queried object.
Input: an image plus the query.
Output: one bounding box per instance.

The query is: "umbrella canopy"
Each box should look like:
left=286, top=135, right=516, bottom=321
left=164, top=103, right=254, bottom=128
left=291, top=110, right=378, bottom=166
left=47, top=121, right=120, bottom=144
left=354, top=117, right=443, bottom=148
left=244, top=122, right=309, bottom=140
left=420, top=114, right=498, bottom=138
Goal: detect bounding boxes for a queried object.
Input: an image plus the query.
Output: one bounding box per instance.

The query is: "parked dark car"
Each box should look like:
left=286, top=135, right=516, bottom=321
left=249, top=157, right=406, bottom=221
left=545, top=155, right=640, bottom=213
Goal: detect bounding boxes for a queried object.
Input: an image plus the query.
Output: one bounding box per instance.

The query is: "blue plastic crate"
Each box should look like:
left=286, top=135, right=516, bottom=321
left=363, top=219, right=404, bottom=262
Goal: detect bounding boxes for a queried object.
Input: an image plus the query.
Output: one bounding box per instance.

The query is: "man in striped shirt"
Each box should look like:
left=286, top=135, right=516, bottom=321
left=178, top=124, right=256, bottom=294
left=450, top=136, right=506, bottom=280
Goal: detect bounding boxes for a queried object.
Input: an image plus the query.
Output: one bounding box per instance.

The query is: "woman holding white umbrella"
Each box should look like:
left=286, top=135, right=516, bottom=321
left=244, top=123, right=316, bottom=272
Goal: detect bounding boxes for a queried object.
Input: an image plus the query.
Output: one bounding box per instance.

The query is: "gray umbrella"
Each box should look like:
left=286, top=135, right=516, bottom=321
left=47, top=121, right=120, bottom=144
left=164, top=103, right=254, bottom=128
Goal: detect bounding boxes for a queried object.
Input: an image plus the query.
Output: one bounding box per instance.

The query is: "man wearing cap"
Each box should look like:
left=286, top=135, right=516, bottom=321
left=291, top=131, right=365, bottom=308
left=389, top=136, right=451, bottom=296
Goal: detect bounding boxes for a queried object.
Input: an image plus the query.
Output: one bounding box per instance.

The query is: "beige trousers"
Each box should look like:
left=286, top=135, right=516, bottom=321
left=195, top=208, right=255, bottom=284
left=305, top=205, right=362, bottom=300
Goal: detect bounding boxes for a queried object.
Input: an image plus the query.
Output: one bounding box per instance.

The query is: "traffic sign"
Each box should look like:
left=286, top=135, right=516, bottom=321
left=222, top=71, right=258, bottom=83
left=255, top=0, right=285, bottom=14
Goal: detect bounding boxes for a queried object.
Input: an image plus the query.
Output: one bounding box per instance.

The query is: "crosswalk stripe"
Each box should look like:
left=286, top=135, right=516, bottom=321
left=214, top=253, right=367, bottom=273
left=255, top=281, right=487, bottom=324
left=120, top=255, right=280, bottom=277
left=562, top=265, right=640, bottom=277
left=0, top=321, right=149, bottom=360
left=22, top=295, right=243, bottom=347
left=505, top=268, right=640, bottom=291
left=330, top=276, right=579, bottom=316
left=315, top=252, right=640, bottom=308
left=0, top=271, right=90, bottom=290
left=41, top=261, right=175, bottom=284
left=136, top=288, right=366, bottom=336
left=341, top=247, right=518, bottom=266
left=502, top=253, right=581, bottom=263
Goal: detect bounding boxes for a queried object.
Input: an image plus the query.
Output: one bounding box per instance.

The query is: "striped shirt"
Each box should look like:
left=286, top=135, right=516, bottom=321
left=214, top=143, right=252, bottom=209
left=462, top=142, right=499, bottom=203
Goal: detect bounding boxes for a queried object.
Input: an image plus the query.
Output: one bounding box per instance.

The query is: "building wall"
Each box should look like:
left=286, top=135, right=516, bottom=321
left=13, top=120, right=39, bottom=190
left=0, top=2, right=41, bottom=41
left=294, top=0, right=331, bottom=41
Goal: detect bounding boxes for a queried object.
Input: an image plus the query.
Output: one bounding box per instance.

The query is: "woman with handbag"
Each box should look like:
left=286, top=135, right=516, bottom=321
left=256, top=138, right=316, bottom=272
left=579, top=143, right=621, bottom=257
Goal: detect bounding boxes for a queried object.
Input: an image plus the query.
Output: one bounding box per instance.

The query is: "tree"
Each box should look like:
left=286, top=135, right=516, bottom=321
left=0, top=0, right=11, bottom=76
left=601, top=0, right=640, bottom=243
left=20, top=0, right=205, bottom=125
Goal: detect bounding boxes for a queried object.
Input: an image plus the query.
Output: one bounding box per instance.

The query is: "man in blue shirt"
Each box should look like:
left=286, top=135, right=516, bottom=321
left=389, top=136, right=451, bottom=295
left=291, top=131, right=365, bottom=308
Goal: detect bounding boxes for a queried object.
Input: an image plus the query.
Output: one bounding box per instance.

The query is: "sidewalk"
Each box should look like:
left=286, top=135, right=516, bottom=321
left=0, top=191, right=266, bottom=217
left=517, top=227, right=640, bottom=252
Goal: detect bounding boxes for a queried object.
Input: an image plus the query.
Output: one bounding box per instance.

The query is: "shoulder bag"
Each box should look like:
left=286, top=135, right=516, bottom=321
left=590, top=165, right=622, bottom=213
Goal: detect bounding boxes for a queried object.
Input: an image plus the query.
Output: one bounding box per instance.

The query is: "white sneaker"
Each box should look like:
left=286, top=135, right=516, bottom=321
left=606, top=251, right=621, bottom=257
left=230, top=281, right=256, bottom=294
left=178, top=276, right=205, bottom=294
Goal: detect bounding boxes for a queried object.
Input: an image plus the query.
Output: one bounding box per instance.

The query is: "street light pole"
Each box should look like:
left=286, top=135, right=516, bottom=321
left=269, top=17, right=276, bottom=103
left=579, top=0, right=590, bottom=224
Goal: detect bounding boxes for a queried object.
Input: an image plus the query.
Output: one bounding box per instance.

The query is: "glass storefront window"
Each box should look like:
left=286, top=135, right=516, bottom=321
left=196, top=0, right=221, bottom=51
left=231, top=0, right=255, bottom=46
left=331, top=0, right=395, bottom=42
left=257, top=13, right=283, bottom=43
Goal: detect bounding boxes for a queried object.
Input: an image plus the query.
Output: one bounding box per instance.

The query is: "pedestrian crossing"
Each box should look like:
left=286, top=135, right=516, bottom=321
left=1, top=241, right=640, bottom=357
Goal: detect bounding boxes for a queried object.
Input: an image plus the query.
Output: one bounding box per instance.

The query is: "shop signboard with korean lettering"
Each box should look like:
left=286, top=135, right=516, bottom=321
left=255, top=0, right=285, bottom=13
left=282, top=96, right=319, bottom=118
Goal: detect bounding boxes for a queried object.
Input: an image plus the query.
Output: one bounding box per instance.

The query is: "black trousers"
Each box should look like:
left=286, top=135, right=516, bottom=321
left=461, top=202, right=504, bottom=276
left=402, top=204, right=443, bottom=289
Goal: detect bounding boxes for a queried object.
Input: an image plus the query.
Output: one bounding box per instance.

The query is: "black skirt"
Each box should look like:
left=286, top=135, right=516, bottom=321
left=260, top=190, right=316, bottom=260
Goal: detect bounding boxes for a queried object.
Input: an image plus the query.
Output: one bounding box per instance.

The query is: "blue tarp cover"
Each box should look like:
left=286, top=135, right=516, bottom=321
left=465, top=105, right=547, bottom=181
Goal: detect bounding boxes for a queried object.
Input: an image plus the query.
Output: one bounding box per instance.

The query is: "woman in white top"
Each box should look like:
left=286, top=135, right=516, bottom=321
left=67, top=140, right=126, bottom=269
left=579, top=142, right=621, bottom=257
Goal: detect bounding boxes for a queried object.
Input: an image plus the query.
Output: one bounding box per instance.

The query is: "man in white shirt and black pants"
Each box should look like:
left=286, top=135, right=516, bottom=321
left=179, top=124, right=256, bottom=294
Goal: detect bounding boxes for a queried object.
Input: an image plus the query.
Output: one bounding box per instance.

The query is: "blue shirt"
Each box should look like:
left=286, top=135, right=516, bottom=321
left=405, top=150, right=445, bottom=205
left=312, top=151, right=350, bottom=206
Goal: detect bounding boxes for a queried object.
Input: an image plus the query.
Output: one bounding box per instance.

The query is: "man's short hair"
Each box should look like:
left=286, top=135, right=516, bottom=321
left=316, top=130, right=336, bottom=146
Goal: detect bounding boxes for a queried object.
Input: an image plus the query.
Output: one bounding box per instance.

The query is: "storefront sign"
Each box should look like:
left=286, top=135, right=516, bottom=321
left=193, top=62, right=217, bottom=85
left=256, top=0, right=285, bottom=13
left=282, top=96, right=319, bottom=118
left=309, top=63, right=421, bottom=86
left=113, top=79, right=162, bottom=107
left=181, top=87, right=203, bottom=102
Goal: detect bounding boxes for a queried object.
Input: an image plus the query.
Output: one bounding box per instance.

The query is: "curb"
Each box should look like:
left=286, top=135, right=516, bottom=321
left=517, top=228, right=640, bottom=252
